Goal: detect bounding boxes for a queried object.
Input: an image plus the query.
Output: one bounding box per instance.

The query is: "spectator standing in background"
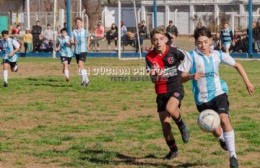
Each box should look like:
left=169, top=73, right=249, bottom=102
left=136, top=20, right=147, bottom=52
left=94, top=21, right=105, bottom=52
left=121, top=21, right=127, bottom=46
left=220, top=23, right=233, bottom=53
left=44, top=24, right=54, bottom=41
left=166, top=20, right=178, bottom=47
left=31, top=20, right=42, bottom=52
left=23, top=28, right=33, bottom=54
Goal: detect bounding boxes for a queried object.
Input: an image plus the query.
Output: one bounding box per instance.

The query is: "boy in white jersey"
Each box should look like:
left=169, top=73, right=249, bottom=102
left=55, top=28, right=73, bottom=82
left=1, top=30, right=20, bottom=87
left=71, top=17, right=90, bottom=86
left=179, top=27, right=254, bottom=168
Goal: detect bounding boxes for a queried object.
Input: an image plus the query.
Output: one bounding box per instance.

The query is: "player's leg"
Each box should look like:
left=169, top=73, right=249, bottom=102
left=3, top=62, right=10, bottom=87
left=76, top=53, right=89, bottom=86
left=166, top=93, right=189, bottom=143
left=10, top=62, right=18, bottom=72
left=157, top=94, right=178, bottom=160
left=216, top=94, right=238, bottom=168
left=63, top=60, right=69, bottom=82
left=197, top=99, right=228, bottom=151
left=159, top=111, right=178, bottom=160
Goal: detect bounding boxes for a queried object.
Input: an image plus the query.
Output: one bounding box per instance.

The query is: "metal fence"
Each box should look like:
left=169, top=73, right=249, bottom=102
left=1, top=0, right=260, bottom=57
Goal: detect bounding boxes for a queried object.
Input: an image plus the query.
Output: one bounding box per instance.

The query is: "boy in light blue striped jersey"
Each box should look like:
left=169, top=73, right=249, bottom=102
left=56, top=28, right=73, bottom=82
left=1, top=30, right=20, bottom=87
left=71, top=17, right=90, bottom=87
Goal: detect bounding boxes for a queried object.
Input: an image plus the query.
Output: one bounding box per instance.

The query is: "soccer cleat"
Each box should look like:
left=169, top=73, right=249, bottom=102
left=81, top=81, right=89, bottom=87
left=219, top=139, right=228, bottom=151
left=180, top=124, right=190, bottom=143
left=229, top=156, right=239, bottom=168
left=164, top=150, right=178, bottom=160
left=3, top=82, right=8, bottom=87
left=66, top=77, right=70, bottom=82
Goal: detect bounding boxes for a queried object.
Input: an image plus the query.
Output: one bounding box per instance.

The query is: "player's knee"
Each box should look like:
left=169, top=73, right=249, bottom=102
left=220, top=115, right=231, bottom=127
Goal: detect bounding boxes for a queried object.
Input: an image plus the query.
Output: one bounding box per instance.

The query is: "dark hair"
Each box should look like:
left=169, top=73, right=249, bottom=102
left=75, top=17, right=83, bottom=22
left=1, top=30, right=8, bottom=36
left=150, top=26, right=166, bottom=39
left=16, top=24, right=21, bottom=28
left=169, top=20, right=173, bottom=24
left=47, top=24, right=51, bottom=26
left=60, top=28, right=67, bottom=33
left=193, top=26, right=212, bottom=41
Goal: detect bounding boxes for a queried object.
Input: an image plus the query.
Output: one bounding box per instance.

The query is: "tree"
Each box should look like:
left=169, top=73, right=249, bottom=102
left=82, top=0, right=102, bottom=31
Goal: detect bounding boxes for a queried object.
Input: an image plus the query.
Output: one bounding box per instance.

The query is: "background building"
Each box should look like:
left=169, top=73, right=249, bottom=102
left=103, top=0, right=260, bottom=34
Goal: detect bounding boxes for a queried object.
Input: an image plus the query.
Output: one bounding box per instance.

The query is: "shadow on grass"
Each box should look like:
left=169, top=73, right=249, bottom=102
left=26, top=77, right=73, bottom=88
left=69, top=149, right=203, bottom=168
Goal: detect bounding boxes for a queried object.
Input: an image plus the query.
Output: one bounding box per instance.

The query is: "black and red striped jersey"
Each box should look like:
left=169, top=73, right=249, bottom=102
left=146, top=45, right=185, bottom=94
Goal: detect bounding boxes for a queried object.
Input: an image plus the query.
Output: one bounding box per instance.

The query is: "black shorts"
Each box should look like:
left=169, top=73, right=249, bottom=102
left=156, top=88, right=184, bottom=112
left=75, top=52, right=87, bottom=64
left=60, top=56, right=72, bottom=64
left=3, top=59, right=17, bottom=69
left=196, top=93, right=229, bottom=114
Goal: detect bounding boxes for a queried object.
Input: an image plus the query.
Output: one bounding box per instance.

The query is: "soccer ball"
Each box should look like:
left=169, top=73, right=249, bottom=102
left=197, top=109, right=220, bottom=132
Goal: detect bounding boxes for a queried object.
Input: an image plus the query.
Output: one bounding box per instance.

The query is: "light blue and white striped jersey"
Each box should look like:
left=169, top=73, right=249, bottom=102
left=57, top=35, right=73, bottom=57
left=72, top=28, right=89, bottom=54
left=1, top=38, right=20, bottom=62
left=178, top=49, right=235, bottom=105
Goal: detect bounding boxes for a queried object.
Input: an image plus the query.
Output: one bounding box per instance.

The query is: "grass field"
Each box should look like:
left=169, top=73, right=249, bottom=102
left=0, top=57, right=259, bottom=168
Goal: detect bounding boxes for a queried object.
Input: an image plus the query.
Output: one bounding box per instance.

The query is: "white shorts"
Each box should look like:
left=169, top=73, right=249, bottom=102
left=223, top=42, right=231, bottom=50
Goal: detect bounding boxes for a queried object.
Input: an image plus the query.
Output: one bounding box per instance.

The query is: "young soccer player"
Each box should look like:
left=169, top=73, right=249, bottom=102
left=55, top=28, right=73, bottom=82
left=145, top=27, right=189, bottom=160
left=71, top=17, right=90, bottom=86
left=1, top=30, right=20, bottom=87
left=179, top=26, right=254, bottom=168
left=220, top=23, right=233, bottom=53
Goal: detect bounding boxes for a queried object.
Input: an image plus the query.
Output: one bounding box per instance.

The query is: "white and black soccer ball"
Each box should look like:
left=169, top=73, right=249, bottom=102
left=197, top=109, right=220, bottom=132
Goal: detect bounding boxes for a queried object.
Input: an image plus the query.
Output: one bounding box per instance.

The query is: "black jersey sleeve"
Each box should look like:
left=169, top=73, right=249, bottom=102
left=177, top=49, right=185, bottom=61
left=145, top=57, right=153, bottom=71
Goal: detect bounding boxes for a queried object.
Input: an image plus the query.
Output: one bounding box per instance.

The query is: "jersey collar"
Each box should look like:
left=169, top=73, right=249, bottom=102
left=155, top=45, right=169, bottom=59
left=195, top=47, right=213, bottom=57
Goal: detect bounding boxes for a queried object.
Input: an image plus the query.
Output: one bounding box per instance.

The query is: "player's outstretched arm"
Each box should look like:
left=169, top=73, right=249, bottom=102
left=233, top=62, right=254, bottom=95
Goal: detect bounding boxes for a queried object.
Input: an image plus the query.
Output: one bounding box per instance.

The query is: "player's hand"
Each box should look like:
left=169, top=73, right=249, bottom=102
left=193, top=72, right=204, bottom=80
left=8, top=52, right=14, bottom=57
left=153, top=63, right=163, bottom=76
left=246, top=82, right=254, bottom=95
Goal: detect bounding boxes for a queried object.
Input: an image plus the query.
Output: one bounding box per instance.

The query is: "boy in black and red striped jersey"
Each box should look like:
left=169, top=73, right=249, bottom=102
left=146, top=26, right=189, bottom=160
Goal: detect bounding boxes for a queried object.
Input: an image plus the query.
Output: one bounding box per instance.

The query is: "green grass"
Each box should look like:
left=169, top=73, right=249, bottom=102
left=0, top=57, right=259, bottom=167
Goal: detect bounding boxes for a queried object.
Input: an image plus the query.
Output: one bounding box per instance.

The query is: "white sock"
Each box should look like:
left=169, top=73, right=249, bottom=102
left=3, top=70, right=8, bottom=83
left=223, top=130, right=237, bottom=158
left=81, top=69, right=89, bottom=83
left=64, top=69, right=69, bottom=79
left=80, top=69, right=86, bottom=83
left=218, top=128, right=225, bottom=141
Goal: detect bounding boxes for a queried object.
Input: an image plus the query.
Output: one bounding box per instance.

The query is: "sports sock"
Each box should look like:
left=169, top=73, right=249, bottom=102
left=79, top=69, right=85, bottom=82
left=173, top=115, right=185, bottom=129
left=3, top=70, right=8, bottom=83
left=223, top=130, right=237, bottom=158
left=81, top=69, right=89, bottom=83
left=166, top=139, right=178, bottom=152
left=64, top=69, right=69, bottom=79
